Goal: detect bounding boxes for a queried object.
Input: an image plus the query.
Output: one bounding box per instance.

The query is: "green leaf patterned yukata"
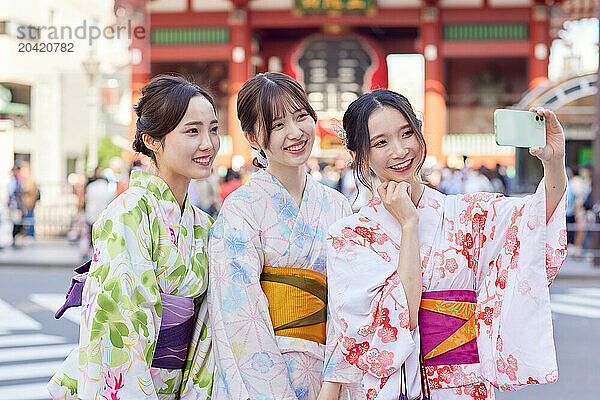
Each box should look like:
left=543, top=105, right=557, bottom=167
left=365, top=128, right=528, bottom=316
left=48, top=171, right=214, bottom=400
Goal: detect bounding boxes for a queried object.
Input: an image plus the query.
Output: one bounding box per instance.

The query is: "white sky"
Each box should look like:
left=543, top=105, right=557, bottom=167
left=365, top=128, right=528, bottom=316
left=549, top=18, right=599, bottom=80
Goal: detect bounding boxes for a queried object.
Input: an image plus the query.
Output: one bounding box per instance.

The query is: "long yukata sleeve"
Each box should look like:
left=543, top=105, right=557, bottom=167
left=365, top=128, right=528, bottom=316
left=326, top=220, right=417, bottom=400
left=208, top=201, right=297, bottom=399
left=55, top=197, right=162, bottom=399
left=468, top=179, right=567, bottom=390
left=180, top=213, right=215, bottom=400
left=322, top=198, right=365, bottom=395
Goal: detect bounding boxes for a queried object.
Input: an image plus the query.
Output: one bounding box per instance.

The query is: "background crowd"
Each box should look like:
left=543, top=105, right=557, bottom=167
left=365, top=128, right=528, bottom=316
left=3, top=156, right=598, bottom=262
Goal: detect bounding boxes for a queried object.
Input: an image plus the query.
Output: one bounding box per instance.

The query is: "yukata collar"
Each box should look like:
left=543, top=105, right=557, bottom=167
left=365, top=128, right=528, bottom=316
left=130, top=170, right=191, bottom=212
left=253, top=169, right=316, bottom=206
left=359, top=185, right=445, bottom=246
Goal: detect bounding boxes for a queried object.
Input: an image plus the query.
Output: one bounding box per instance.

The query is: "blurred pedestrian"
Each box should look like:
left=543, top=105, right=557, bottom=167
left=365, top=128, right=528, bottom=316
left=130, top=159, right=143, bottom=173
left=493, top=163, right=510, bottom=195
left=82, top=166, right=115, bottom=258
left=321, top=164, right=340, bottom=189
left=463, top=167, right=492, bottom=193
left=19, top=162, right=39, bottom=239
left=438, top=167, right=463, bottom=195
left=306, top=156, right=322, bottom=181
left=566, top=168, right=576, bottom=244
left=66, top=173, right=87, bottom=246
left=104, top=157, right=122, bottom=186
left=572, top=166, right=592, bottom=258
left=578, top=189, right=596, bottom=260
left=219, top=167, right=241, bottom=204
left=340, top=164, right=369, bottom=211
left=7, top=160, right=25, bottom=248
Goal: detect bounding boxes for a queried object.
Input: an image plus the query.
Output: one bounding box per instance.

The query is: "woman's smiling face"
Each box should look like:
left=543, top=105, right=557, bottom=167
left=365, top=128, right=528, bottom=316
left=367, top=105, right=423, bottom=186
left=154, top=95, right=220, bottom=181
left=260, top=106, right=316, bottom=169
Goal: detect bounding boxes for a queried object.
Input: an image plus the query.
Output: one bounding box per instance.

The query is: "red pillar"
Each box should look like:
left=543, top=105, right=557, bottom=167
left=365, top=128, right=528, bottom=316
left=529, top=2, right=550, bottom=89
left=127, top=1, right=151, bottom=162
left=421, top=3, right=446, bottom=164
left=228, top=1, right=252, bottom=166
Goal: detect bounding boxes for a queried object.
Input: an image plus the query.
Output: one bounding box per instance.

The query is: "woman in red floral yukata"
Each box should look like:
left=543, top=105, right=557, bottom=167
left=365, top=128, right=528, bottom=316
left=326, top=89, right=567, bottom=400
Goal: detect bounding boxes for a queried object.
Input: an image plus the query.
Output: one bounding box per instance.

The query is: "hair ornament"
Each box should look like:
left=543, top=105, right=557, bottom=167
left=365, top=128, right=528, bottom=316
left=257, top=148, right=268, bottom=168
left=332, top=118, right=347, bottom=144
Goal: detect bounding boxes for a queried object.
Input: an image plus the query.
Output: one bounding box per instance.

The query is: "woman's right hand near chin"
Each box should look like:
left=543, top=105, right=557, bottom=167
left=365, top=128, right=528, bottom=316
left=377, top=181, right=419, bottom=228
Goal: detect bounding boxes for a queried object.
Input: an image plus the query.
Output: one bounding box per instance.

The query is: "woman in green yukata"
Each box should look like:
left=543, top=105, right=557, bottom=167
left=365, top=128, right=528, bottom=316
left=48, top=75, right=219, bottom=399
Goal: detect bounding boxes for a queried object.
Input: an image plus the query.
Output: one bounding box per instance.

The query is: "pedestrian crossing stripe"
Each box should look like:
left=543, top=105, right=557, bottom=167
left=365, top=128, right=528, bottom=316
left=0, top=360, right=63, bottom=382
left=569, top=288, right=600, bottom=298
left=0, top=299, right=41, bottom=332
left=552, top=294, right=600, bottom=308
left=29, top=294, right=80, bottom=325
left=0, top=334, right=66, bottom=348
left=551, top=288, right=600, bottom=319
left=0, top=296, right=77, bottom=400
left=0, top=382, right=51, bottom=400
left=0, top=343, right=75, bottom=363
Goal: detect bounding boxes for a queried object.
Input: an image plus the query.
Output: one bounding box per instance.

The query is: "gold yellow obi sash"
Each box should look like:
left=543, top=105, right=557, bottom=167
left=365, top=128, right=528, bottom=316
left=418, top=290, right=479, bottom=366
left=260, top=266, right=327, bottom=344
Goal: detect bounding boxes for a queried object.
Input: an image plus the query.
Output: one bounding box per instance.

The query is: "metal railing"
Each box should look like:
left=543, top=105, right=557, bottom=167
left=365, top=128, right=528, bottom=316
left=5, top=183, right=81, bottom=238
left=33, top=199, right=79, bottom=237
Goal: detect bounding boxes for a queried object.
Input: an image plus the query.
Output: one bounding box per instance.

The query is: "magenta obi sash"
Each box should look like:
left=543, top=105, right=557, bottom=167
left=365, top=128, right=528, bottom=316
left=418, top=290, right=479, bottom=367
left=56, top=261, right=195, bottom=370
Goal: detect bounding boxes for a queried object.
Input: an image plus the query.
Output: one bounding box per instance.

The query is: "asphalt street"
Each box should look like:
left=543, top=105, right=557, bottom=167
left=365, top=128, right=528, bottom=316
left=0, top=267, right=597, bottom=400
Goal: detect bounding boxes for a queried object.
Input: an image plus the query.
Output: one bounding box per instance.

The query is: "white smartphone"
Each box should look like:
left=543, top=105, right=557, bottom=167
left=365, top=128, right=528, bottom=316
left=494, top=109, right=546, bottom=148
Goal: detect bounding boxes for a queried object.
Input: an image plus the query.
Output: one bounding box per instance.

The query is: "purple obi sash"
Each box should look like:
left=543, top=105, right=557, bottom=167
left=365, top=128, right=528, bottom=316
left=418, top=290, right=479, bottom=367
left=55, top=260, right=195, bottom=370
left=151, top=293, right=195, bottom=369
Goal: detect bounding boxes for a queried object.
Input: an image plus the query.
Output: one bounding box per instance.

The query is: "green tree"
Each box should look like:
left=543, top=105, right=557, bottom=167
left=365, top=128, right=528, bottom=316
left=97, top=135, right=123, bottom=169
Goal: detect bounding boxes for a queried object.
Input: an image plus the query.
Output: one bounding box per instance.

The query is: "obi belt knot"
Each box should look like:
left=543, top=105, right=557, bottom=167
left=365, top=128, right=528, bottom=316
left=55, top=260, right=195, bottom=370
left=260, top=266, right=327, bottom=344
left=419, top=290, right=479, bottom=366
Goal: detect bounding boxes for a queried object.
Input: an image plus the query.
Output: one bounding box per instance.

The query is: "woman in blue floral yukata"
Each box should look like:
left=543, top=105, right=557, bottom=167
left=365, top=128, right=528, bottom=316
left=208, top=72, right=363, bottom=400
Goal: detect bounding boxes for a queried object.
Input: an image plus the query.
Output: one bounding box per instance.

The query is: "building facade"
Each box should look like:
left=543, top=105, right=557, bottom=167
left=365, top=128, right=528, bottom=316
left=1, top=0, right=131, bottom=198
left=122, top=0, right=565, bottom=168
left=1, top=0, right=132, bottom=238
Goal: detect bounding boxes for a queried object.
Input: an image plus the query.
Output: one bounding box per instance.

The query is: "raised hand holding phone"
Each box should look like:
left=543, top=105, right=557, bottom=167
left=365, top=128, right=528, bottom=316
left=527, top=106, right=566, bottom=164
left=494, top=106, right=566, bottom=222
left=526, top=106, right=567, bottom=224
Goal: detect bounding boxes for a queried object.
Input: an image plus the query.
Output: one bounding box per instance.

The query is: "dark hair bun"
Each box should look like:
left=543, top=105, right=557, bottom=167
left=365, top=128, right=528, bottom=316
left=131, top=131, right=153, bottom=158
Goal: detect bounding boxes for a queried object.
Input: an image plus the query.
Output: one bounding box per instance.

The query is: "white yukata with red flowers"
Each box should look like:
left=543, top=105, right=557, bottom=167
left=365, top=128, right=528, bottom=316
left=326, top=180, right=567, bottom=400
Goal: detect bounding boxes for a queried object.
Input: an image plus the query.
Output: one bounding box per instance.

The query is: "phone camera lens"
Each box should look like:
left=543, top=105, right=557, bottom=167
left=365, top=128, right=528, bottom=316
left=541, top=116, right=544, bottom=121
left=535, top=116, right=539, bottom=121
